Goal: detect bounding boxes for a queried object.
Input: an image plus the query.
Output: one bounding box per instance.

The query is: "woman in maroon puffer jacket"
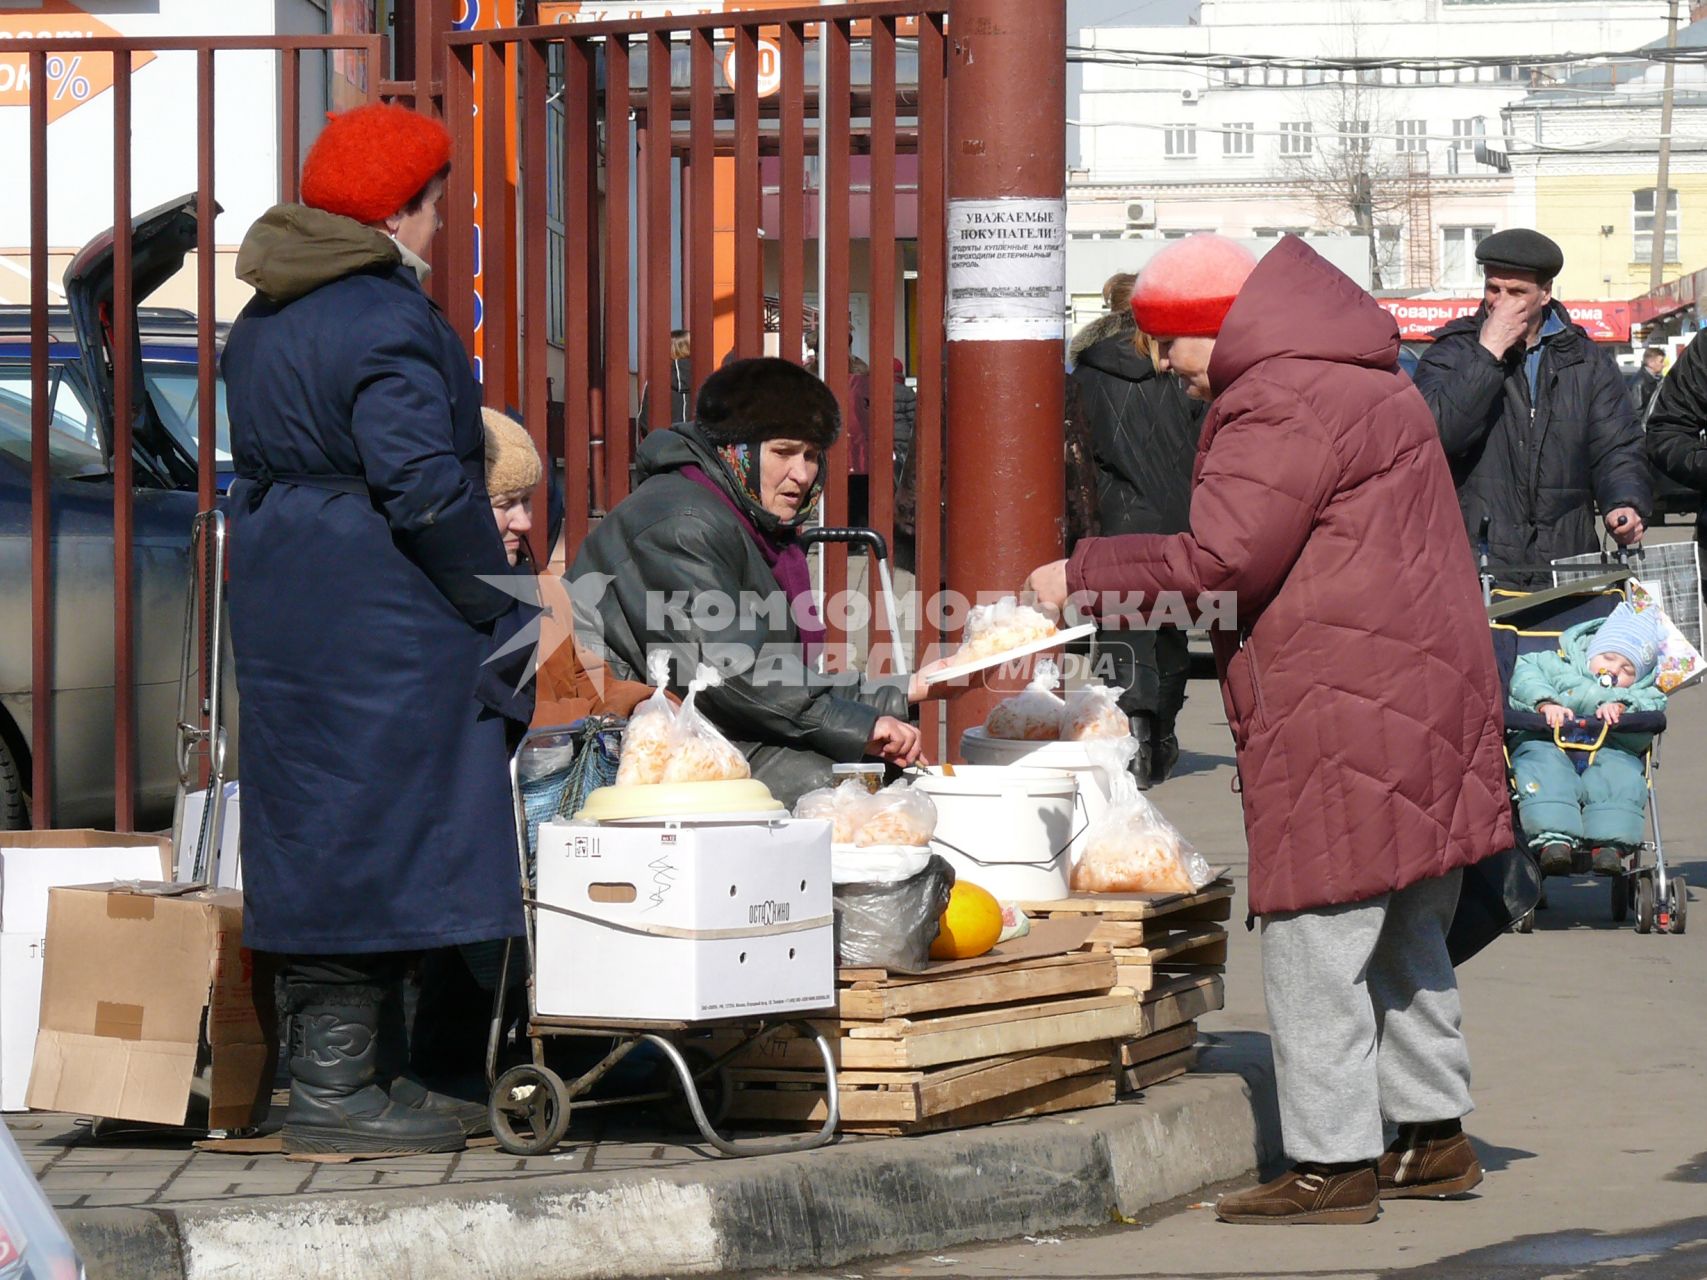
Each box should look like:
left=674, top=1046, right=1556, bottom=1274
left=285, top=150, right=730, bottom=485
left=1027, top=234, right=1511, bottom=1226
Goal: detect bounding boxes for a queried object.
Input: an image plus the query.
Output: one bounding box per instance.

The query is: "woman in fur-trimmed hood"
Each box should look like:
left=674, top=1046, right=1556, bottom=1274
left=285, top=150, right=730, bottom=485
left=571, top=357, right=944, bottom=804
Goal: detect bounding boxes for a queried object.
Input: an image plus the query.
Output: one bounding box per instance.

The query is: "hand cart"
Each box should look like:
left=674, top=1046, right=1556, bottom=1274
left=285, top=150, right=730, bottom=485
left=484, top=724, right=841, bottom=1157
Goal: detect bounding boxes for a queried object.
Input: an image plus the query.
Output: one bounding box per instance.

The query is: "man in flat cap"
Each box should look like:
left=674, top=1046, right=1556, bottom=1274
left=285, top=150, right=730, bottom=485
left=1413, top=229, right=1649, bottom=586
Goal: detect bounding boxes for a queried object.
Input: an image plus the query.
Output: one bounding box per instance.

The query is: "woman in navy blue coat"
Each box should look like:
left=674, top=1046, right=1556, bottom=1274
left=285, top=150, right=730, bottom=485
left=223, top=105, right=526, bottom=1155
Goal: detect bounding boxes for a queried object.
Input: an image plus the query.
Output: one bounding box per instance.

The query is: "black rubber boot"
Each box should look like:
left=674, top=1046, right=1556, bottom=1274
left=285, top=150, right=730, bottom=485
left=1128, top=714, right=1155, bottom=791
left=379, top=980, right=492, bottom=1139
left=279, top=961, right=465, bottom=1156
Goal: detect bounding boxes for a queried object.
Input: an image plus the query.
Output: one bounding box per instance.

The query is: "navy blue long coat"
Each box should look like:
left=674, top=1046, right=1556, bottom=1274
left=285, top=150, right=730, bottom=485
left=223, top=211, right=526, bottom=954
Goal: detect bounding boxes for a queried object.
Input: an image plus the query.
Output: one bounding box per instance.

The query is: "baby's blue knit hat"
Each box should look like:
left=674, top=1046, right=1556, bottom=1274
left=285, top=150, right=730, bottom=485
left=1591, top=601, right=1664, bottom=679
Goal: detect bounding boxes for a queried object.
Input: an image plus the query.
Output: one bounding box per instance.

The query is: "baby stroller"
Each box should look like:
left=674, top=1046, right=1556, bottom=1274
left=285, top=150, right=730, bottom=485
left=1487, top=572, right=1685, bottom=935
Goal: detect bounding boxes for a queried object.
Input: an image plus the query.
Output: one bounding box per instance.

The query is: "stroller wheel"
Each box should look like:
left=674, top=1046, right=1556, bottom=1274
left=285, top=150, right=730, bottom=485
left=1635, top=874, right=1657, bottom=935
left=1513, top=908, right=1535, bottom=934
left=1666, top=875, right=1688, bottom=935
left=1610, top=873, right=1629, bottom=923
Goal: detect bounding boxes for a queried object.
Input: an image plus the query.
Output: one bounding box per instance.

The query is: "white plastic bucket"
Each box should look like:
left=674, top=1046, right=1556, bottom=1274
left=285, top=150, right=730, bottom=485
left=913, top=765, right=1080, bottom=902
left=959, top=727, right=1129, bottom=865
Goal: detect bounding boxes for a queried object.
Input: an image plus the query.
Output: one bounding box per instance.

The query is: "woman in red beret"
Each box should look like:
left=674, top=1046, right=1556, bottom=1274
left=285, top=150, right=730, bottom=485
left=223, top=104, right=529, bottom=1156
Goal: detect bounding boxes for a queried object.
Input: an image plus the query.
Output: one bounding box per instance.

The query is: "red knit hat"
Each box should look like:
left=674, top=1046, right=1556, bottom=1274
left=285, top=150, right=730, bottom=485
left=1130, top=235, right=1258, bottom=338
left=300, top=104, right=451, bottom=225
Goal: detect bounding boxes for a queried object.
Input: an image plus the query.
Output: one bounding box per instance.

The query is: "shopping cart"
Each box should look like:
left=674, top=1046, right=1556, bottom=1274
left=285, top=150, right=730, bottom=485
left=483, top=722, right=841, bottom=1157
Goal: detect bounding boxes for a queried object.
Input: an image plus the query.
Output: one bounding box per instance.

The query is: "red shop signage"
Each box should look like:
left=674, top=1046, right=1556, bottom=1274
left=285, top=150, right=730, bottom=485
left=1380, top=298, right=1632, bottom=343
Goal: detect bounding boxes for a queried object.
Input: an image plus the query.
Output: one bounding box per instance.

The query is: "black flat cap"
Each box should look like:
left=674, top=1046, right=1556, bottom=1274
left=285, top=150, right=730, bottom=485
left=1476, top=228, right=1564, bottom=279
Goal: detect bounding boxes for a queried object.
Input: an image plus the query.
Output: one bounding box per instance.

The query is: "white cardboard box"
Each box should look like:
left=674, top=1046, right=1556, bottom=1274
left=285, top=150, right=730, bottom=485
left=176, top=782, right=243, bottom=890
left=0, top=832, right=172, bottom=1111
left=534, top=817, right=835, bottom=1022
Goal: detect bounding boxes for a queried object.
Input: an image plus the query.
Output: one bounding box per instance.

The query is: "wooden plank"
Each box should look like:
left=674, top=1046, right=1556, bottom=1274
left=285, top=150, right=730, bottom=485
left=835, top=916, right=1097, bottom=983
left=1117, top=1021, right=1197, bottom=1067
left=1111, top=965, right=1158, bottom=996
left=732, top=1068, right=1119, bottom=1134
left=839, top=954, right=1114, bottom=1020
left=1119, top=1045, right=1197, bottom=1094
left=1101, top=923, right=1225, bottom=966
left=846, top=994, right=1130, bottom=1040
left=1015, top=879, right=1234, bottom=921
left=730, top=1043, right=1116, bottom=1124
left=734, top=1000, right=1142, bottom=1070
left=1126, top=975, right=1223, bottom=1049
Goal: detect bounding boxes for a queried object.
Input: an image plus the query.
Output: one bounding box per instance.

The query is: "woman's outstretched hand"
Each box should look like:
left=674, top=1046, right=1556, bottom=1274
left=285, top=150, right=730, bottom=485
left=1022, top=558, right=1071, bottom=618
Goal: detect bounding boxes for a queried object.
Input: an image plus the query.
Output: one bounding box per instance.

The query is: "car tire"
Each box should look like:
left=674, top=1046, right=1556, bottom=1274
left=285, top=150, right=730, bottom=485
left=0, top=734, right=27, bottom=831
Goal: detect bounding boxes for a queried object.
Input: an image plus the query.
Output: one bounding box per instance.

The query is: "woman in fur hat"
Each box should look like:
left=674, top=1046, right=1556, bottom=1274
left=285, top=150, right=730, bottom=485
left=571, top=357, right=946, bottom=804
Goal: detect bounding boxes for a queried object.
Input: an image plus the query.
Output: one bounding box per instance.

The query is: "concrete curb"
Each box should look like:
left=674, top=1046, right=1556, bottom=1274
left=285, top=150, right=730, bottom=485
left=61, top=1043, right=1280, bottom=1280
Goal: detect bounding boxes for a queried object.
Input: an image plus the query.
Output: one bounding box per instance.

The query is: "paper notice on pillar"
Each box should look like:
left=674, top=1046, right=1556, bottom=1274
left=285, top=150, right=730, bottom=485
left=946, top=197, right=1067, bottom=343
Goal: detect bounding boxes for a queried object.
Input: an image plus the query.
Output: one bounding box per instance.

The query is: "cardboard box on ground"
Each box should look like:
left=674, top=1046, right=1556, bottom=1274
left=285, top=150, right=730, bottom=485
left=0, top=832, right=172, bottom=1111
left=534, top=818, right=836, bottom=1022
left=26, top=883, right=272, bottom=1131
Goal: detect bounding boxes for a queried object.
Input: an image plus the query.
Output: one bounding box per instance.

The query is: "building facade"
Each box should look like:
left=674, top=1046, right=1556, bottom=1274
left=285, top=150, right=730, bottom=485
left=1070, top=0, right=1668, bottom=294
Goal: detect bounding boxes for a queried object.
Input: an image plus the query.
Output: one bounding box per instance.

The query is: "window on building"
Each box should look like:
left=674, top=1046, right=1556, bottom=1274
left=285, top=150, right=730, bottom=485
left=1441, top=224, right=1493, bottom=286
left=1634, top=187, right=1680, bottom=262
left=1161, top=228, right=1216, bottom=239
left=1280, top=121, right=1313, bottom=156
left=1451, top=117, right=1485, bottom=152
left=1165, top=125, right=1197, bottom=158
left=1395, top=119, right=1428, bottom=153
left=1419, top=66, right=1439, bottom=85
left=1223, top=122, right=1255, bottom=157
left=1254, top=226, right=1310, bottom=238
left=1341, top=119, right=1371, bottom=155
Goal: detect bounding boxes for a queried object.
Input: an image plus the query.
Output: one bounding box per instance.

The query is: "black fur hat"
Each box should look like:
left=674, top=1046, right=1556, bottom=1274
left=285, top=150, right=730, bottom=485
left=696, top=357, right=841, bottom=449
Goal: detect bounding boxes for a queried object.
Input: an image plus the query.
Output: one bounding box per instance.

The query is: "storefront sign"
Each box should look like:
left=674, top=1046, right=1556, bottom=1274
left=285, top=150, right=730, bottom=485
left=1380, top=297, right=1633, bottom=343
left=945, top=197, right=1066, bottom=343
left=0, top=0, right=156, bottom=125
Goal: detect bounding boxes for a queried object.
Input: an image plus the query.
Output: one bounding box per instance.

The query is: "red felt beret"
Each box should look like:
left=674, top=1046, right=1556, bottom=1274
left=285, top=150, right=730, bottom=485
left=1130, top=234, right=1258, bottom=338
left=300, top=104, right=450, bottom=225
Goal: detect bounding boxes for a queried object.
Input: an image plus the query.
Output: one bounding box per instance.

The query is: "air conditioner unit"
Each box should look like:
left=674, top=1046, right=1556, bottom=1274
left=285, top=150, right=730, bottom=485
left=1180, top=88, right=1201, bottom=104
left=1125, top=199, right=1157, bottom=228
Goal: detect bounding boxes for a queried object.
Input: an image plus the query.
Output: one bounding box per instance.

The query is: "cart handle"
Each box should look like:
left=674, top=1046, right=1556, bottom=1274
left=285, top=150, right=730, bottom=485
left=799, top=526, right=889, bottom=561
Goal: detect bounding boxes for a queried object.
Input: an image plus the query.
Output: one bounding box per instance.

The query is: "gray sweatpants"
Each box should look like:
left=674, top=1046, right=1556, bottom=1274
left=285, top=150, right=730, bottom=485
left=1260, top=868, right=1472, bottom=1164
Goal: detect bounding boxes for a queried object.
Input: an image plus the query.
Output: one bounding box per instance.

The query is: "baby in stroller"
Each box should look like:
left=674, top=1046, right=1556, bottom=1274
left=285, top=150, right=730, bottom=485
left=1508, top=600, right=1667, bottom=877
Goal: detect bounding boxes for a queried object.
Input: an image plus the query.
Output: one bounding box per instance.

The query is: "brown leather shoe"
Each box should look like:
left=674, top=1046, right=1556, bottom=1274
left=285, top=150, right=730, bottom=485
left=1378, top=1124, right=1484, bottom=1199
left=1215, top=1163, right=1380, bottom=1225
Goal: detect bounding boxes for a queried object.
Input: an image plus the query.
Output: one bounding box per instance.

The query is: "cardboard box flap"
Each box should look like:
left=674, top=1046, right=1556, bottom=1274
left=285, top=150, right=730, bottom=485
left=26, top=1029, right=198, bottom=1128
left=36, top=885, right=259, bottom=1046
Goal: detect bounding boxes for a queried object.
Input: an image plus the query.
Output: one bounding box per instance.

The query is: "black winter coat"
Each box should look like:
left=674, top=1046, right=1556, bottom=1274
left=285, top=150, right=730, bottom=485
left=1412, top=302, right=1650, bottom=586
left=223, top=206, right=528, bottom=955
left=1067, top=312, right=1203, bottom=539
left=569, top=423, right=909, bottom=805
left=1645, top=334, right=1707, bottom=551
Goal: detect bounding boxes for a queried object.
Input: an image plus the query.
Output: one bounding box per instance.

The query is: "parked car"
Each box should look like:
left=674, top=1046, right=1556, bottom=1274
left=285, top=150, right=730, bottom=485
left=0, top=193, right=232, bottom=831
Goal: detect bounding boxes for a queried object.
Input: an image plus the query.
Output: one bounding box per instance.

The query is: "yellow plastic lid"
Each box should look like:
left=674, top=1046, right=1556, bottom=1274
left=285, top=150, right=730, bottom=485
left=574, top=778, right=785, bottom=822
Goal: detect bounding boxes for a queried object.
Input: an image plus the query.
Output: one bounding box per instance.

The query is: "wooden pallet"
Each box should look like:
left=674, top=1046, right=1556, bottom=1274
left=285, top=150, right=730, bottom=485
left=838, top=953, right=1115, bottom=1021
left=1120, top=1045, right=1198, bottom=1094
left=1125, top=973, right=1223, bottom=1048
left=1016, top=878, right=1235, bottom=925
left=729, top=1041, right=1116, bottom=1126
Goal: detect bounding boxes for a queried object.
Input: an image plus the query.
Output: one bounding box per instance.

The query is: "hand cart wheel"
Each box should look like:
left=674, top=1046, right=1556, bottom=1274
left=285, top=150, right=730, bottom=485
left=489, top=1063, right=573, bottom=1156
left=1666, top=875, right=1687, bottom=934
left=1635, top=872, right=1657, bottom=935
left=1610, top=873, right=1629, bottom=923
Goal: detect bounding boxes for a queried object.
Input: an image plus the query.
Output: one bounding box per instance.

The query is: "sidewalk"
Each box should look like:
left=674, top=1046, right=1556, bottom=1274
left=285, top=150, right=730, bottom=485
left=10, top=1035, right=1276, bottom=1280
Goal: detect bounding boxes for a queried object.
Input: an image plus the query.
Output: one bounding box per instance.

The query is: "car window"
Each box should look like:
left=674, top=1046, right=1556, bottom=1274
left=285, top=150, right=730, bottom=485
left=144, top=364, right=232, bottom=466
left=0, top=365, right=109, bottom=480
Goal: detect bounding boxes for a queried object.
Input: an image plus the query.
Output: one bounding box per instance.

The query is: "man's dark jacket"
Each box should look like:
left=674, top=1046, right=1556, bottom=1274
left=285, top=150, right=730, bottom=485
left=1645, top=335, right=1707, bottom=552
left=1412, top=300, right=1649, bottom=585
left=570, top=422, right=907, bottom=805
left=1067, top=312, right=1204, bottom=540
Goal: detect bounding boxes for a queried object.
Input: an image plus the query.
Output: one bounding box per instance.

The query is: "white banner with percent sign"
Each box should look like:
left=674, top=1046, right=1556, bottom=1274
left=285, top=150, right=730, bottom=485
left=945, top=197, right=1067, bottom=343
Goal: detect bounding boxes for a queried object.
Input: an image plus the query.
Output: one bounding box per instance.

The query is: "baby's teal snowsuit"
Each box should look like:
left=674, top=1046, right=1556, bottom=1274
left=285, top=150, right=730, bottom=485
left=1508, top=618, right=1667, bottom=850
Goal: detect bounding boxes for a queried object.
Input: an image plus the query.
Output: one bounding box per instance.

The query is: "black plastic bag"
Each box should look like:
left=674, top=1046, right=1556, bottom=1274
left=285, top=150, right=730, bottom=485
left=833, top=855, right=956, bottom=974
left=1447, top=846, right=1542, bottom=966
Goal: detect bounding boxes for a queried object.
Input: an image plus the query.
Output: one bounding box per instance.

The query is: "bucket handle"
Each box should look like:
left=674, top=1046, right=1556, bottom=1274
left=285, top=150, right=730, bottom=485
left=929, top=787, right=1090, bottom=871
